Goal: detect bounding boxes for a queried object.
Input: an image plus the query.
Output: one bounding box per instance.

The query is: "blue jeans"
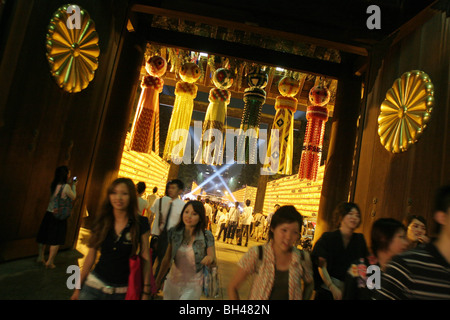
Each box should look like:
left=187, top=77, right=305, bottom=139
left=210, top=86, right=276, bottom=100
left=79, top=284, right=127, bottom=300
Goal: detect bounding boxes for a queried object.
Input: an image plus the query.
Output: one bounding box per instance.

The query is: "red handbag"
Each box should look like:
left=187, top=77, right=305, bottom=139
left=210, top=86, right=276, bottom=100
left=125, top=255, right=142, bottom=300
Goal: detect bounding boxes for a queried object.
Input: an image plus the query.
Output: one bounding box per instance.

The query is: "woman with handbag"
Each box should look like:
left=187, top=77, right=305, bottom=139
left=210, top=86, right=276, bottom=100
left=70, top=178, right=152, bottom=300
left=155, top=200, right=216, bottom=300
left=36, top=165, right=77, bottom=269
left=228, top=205, right=314, bottom=300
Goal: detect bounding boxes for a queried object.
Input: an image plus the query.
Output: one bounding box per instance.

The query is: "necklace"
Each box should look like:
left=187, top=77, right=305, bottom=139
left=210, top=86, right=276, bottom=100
left=182, top=235, right=192, bottom=245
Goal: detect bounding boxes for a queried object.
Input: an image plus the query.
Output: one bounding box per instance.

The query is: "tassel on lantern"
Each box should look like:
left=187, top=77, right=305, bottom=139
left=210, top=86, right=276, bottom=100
left=263, top=76, right=300, bottom=175
left=195, top=68, right=233, bottom=165
left=236, top=68, right=268, bottom=164
left=129, top=55, right=167, bottom=154
left=298, top=85, right=330, bottom=181
left=163, top=62, right=201, bottom=163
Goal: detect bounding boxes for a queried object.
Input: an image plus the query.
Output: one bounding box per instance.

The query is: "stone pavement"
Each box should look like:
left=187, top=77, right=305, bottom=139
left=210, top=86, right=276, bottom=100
left=0, top=224, right=262, bottom=300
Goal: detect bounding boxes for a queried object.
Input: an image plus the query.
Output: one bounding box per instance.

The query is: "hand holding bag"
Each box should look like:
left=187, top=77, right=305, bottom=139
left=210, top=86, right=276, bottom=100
left=202, top=231, right=219, bottom=298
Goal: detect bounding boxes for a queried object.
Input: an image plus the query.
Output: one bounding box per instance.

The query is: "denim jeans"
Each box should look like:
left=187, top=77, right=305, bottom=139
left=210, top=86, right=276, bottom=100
left=79, top=284, right=127, bottom=300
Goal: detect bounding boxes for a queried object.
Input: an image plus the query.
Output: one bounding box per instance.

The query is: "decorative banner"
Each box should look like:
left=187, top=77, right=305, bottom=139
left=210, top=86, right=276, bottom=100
left=129, top=55, right=167, bottom=154
left=195, top=68, right=233, bottom=165
left=163, top=62, right=201, bottom=162
left=298, top=85, right=330, bottom=181
left=236, top=68, right=268, bottom=164
left=378, top=70, right=434, bottom=153
left=264, top=76, right=300, bottom=175
left=46, top=4, right=100, bottom=93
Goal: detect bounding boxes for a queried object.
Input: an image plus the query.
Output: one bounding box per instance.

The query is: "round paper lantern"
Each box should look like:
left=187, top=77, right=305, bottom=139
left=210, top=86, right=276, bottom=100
left=146, top=56, right=167, bottom=77
left=212, top=68, right=234, bottom=90
left=179, top=62, right=201, bottom=83
left=278, top=76, right=300, bottom=97
left=309, top=85, right=331, bottom=106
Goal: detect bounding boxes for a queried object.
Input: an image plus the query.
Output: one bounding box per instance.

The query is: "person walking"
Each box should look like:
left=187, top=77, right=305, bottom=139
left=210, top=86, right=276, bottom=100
left=228, top=205, right=314, bottom=300
left=149, top=179, right=185, bottom=279
left=311, top=202, right=368, bottom=300
left=237, top=199, right=253, bottom=246
left=343, top=218, right=408, bottom=300
left=136, top=182, right=148, bottom=216
left=204, top=198, right=213, bottom=231
left=216, top=206, right=229, bottom=242
left=373, top=185, right=450, bottom=300
left=155, top=200, right=216, bottom=300
left=70, top=178, right=152, bottom=300
left=253, top=212, right=265, bottom=242
left=36, top=165, right=77, bottom=269
left=226, top=202, right=240, bottom=244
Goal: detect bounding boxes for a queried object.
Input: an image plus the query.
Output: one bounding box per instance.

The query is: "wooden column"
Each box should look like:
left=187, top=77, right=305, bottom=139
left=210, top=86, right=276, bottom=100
left=167, top=162, right=180, bottom=181
left=313, top=61, right=362, bottom=243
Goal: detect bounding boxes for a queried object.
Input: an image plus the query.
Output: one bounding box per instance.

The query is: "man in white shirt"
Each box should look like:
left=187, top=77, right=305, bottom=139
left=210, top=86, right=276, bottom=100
left=238, top=199, right=253, bottom=247
left=136, top=182, right=149, bottom=217
left=226, top=202, right=240, bottom=244
left=149, top=179, right=185, bottom=278
left=204, top=198, right=213, bottom=231
left=216, top=206, right=229, bottom=242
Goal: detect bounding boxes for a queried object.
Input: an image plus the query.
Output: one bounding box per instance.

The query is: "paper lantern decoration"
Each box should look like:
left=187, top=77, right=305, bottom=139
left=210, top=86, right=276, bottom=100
left=163, top=62, right=201, bottom=162
left=263, top=76, right=300, bottom=174
left=236, top=68, right=268, bottom=164
left=195, top=68, right=233, bottom=165
left=298, top=85, right=330, bottom=181
left=129, top=55, right=167, bottom=154
left=46, top=4, right=100, bottom=93
left=378, top=70, right=434, bottom=153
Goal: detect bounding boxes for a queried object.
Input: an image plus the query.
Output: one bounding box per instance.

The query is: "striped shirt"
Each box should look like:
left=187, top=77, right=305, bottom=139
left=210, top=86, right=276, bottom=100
left=373, top=243, right=450, bottom=300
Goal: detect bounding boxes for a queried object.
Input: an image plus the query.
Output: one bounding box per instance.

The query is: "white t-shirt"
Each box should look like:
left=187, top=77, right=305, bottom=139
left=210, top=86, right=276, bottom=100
left=150, top=196, right=185, bottom=235
left=241, top=206, right=254, bottom=225
left=228, top=207, right=240, bottom=222
left=138, top=197, right=148, bottom=216
left=204, top=203, right=213, bottom=220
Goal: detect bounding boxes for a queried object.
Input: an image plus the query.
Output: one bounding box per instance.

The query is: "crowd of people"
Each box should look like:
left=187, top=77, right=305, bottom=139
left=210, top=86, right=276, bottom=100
left=35, top=166, right=450, bottom=300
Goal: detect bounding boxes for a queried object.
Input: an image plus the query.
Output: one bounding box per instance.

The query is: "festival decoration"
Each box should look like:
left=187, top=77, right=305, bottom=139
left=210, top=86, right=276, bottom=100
left=195, top=68, right=233, bottom=165
left=264, top=76, right=300, bottom=175
left=298, top=85, right=330, bottom=181
left=45, top=4, right=100, bottom=93
left=236, top=68, right=268, bottom=164
left=129, top=55, right=167, bottom=153
left=163, top=62, right=201, bottom=162
left=378, top=70, right=434, bottom=153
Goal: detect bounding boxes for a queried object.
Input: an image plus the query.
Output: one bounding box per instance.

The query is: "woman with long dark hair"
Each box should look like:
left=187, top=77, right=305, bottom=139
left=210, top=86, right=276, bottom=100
left=36, top=165, right=77, bottom=268
left=228, top=205, right=314, bottom=300
left=404, top=214, right=430, bottom=249
left=70, top=178, right=152, bottom=300
left=155, top=200, right=216, bottom=300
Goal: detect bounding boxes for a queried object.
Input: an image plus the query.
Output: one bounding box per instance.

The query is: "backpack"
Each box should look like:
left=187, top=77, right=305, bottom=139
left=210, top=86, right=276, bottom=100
left=52, top=184, right=73, bottom=220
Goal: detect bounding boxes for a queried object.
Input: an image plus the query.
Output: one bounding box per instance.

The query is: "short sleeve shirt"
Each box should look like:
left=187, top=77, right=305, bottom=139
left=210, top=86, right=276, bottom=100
left=93, top=215, right=150, bottom=286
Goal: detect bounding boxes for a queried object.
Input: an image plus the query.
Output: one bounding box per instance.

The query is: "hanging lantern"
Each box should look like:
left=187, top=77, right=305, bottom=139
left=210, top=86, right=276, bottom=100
left=236, top=68, right=268, bottom=164
left=163, top=62, right=201, bottom=162
left=264, top=76, right=300, bottom=175
left=129, top=55, right=167, bottom=153
left=195, top=68, right=233, bottom=165
left=298, top=85, right=330, bottom=181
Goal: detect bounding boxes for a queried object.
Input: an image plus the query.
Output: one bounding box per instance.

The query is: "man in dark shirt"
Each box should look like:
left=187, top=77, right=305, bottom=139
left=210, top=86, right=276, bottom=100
left=311, top=202, right=368, bottom=300
left=373, top=185, right=450, bottom=300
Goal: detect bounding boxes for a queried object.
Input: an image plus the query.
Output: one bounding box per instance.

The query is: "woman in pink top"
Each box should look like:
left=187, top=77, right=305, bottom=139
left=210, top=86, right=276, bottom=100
left=228, top=206, right=314, bottom=300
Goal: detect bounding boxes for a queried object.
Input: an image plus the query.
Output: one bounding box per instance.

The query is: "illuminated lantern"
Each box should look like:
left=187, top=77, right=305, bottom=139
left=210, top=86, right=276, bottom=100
left=264, top=76, right=300, bottom=175
left=195, top=68, right=233, bottom=165
left=163, top=62, right=201, bottom=162
left=298, top=85, right=330, bottom=181
left=129, top=55, right=167, bottom=154
left=236, top=68, right=268, bottom=164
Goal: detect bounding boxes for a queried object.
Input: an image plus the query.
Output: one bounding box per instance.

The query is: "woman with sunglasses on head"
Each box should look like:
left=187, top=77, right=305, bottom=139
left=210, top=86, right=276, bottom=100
left=155, top=200, right=216, bottom=300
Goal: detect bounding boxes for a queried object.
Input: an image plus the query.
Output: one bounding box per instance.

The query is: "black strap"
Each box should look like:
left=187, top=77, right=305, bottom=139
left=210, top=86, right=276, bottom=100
left=162, top=201, right=173, bottom=233
left=258, top=245, right=263, bottom=260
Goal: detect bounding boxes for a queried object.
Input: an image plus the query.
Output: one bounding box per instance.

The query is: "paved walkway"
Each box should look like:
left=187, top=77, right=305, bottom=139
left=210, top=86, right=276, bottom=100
left=0, top=224, right=263, bottom=300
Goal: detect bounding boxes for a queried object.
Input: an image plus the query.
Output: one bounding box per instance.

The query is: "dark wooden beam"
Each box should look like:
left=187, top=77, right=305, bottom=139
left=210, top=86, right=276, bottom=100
left=135, top=24, right=343, bottom=79
left=130, top=3, right=369, bottom=56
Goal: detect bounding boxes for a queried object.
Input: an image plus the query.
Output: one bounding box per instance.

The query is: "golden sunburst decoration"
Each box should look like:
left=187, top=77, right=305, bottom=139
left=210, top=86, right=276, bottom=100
left=378, top=70, right=434, bottom=153
left=46, top=4, right=100, bottom=93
